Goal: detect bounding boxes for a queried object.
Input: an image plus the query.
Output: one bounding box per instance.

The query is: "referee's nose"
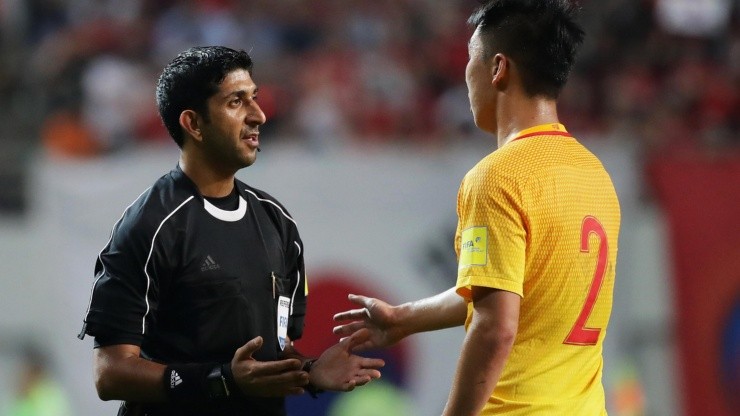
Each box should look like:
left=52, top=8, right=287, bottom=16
left=246, top=99, right=266, bottom=127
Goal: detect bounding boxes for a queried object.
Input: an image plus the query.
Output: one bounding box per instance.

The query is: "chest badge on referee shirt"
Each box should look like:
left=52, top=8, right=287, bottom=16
left=277, top=296, right=291, bottom=350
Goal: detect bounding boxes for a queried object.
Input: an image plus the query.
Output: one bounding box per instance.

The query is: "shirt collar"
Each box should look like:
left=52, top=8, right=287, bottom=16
left=510, top=123, right=570, bottom=143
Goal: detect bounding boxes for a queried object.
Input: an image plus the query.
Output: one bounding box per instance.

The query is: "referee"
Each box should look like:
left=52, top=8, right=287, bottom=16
left=78, top=46, right=384, bottom=416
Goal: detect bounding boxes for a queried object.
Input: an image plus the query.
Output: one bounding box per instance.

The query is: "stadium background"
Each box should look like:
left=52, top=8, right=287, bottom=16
left=0, top=1, right=737, bottom=415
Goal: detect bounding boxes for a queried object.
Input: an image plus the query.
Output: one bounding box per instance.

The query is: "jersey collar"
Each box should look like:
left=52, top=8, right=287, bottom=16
left=173, top=164, right=248, bottom=222
left=203, top=195, right=247, bottom=222
left=510, top=123, right=571, bottom=143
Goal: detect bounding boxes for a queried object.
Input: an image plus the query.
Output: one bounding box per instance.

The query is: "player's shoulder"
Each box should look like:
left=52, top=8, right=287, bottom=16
left=464, top=146, right=522, bottom=187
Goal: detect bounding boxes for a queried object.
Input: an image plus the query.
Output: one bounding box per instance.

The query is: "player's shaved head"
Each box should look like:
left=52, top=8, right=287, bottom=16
left=469, top=0, right=585, bottom=99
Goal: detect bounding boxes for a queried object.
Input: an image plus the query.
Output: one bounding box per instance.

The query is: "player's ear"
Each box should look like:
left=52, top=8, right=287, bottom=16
left=179, top=110, right=203, bottom=142
left=491, top=53, right=508, bottom=89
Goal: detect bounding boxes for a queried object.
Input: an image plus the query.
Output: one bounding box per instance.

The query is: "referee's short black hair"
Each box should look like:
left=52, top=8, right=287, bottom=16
left=156, top=46, right=254, bottom=147
left=469, top=0, right=585, bottom=99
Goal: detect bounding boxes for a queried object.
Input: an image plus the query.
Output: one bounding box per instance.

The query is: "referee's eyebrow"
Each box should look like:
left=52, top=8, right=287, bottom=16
left=225, top=86, right=259, bottom=100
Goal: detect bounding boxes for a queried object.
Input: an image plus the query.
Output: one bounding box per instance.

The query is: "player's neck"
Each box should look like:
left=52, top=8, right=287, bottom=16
left=496, top=97, right=560, bottom=148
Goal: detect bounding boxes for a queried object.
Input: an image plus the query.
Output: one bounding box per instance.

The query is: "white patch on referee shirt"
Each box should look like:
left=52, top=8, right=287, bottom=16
left=277, top=296, right=291, bottom=350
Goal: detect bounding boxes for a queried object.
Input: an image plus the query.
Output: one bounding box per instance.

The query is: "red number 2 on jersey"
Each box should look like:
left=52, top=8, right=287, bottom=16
left=564, top=216, right=608, bottom=346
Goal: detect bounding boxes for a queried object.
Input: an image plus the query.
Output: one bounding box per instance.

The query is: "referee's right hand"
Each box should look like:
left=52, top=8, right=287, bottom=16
left=229, top=336, right=309, bottom=397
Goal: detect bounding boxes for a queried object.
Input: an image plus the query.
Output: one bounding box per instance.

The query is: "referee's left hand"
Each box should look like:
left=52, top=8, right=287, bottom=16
left=309, top=329, right=385, bottom=392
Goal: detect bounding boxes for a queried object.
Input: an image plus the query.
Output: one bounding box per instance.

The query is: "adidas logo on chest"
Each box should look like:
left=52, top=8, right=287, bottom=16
left=200, top=255, right=221, bottom=272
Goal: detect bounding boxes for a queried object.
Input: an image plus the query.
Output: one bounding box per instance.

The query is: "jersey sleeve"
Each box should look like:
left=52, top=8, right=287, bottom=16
left=455, top=169, right=527, bottom=301
left=80, top=207, right=162, bottom=346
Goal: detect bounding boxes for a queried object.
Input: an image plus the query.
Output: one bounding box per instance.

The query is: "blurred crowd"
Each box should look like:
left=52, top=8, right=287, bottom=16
left=0, top=0, right=738, bottom=159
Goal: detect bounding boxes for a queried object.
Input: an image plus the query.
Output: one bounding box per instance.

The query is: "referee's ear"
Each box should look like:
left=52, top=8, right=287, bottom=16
left=179, top=110, right=203, bottom=143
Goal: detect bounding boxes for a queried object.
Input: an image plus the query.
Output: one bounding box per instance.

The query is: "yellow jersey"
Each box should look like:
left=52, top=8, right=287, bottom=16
left=455, top=124, right=620, bottom=415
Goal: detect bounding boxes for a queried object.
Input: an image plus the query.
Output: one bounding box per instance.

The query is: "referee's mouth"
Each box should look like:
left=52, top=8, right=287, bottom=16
left=242, top=131, right=260, bottom=150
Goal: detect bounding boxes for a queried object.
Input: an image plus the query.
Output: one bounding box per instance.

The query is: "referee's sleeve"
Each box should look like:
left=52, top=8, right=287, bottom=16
left=80, top=215, right=159, bottom=345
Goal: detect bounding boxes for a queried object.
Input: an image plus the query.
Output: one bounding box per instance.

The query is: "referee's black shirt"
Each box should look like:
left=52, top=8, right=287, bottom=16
left=80, top=165, right=308, bottom=415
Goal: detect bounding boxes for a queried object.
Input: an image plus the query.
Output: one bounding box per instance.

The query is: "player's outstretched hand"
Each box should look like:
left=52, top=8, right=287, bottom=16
left=230, top=336, right=308, bottom=397
left=310, top=328, right=385, bottom=392
left=332, top=294, right=407, bottom=351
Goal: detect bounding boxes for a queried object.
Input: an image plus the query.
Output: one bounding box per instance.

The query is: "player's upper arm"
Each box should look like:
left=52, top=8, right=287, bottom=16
left=470, top=286, right=520, bottom=340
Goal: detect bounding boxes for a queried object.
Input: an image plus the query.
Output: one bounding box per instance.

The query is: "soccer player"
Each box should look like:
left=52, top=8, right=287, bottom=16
left=78, top=46, right=384, bottom=416
left=334, top=1, right=621, bottom=415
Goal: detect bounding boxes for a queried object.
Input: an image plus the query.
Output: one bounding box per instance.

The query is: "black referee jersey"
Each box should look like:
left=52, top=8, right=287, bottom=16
left=79, top=165, right=307, bottom=415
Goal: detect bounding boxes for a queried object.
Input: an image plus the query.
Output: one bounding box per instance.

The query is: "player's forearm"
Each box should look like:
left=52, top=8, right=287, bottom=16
left=94, top=347, right=167, bottom=402
left=442, top=312, right=515, bottom=416
left=395, top=287, right=467, bottom=336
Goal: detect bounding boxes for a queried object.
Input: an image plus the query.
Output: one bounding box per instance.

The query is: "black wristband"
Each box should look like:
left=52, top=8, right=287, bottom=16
left=204, top=365, right=230, bottom=400
left=163, top=363, right=229, bottom=402
left=220, top=362, right=241, bottom=397
left=301, top=359, right=324, bottom=399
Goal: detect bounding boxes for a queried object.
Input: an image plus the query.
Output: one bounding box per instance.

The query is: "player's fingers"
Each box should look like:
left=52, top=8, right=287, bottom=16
left=347, top=293, right=373, bottom=307
left=348, top=294, right=381, bottom=314
left=333, top=308, right=370, bottom=322
left=332, top=321, right=366, bottom=336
